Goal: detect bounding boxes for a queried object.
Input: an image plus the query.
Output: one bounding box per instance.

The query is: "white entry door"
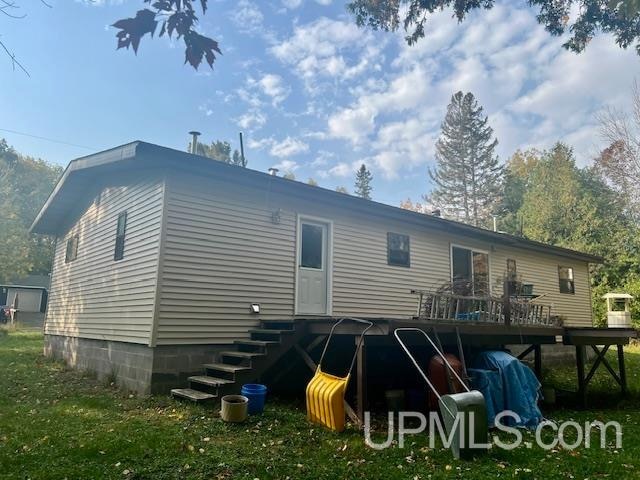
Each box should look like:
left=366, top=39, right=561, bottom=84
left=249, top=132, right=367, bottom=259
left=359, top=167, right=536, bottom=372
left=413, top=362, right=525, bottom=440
left=296, top=219, right=330, bottom=315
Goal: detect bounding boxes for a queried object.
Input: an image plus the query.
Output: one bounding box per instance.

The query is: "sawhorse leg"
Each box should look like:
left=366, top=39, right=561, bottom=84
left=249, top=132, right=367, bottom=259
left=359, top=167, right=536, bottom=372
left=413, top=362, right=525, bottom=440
left=618, top=344, right=628, bottom=395
left=576, top=345, right=587, bottom=408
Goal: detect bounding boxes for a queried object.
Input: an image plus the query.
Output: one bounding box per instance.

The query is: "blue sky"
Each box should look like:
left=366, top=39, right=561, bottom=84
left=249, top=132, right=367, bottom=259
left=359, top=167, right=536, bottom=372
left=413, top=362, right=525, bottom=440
left=1, top=0, right=638, bottom=206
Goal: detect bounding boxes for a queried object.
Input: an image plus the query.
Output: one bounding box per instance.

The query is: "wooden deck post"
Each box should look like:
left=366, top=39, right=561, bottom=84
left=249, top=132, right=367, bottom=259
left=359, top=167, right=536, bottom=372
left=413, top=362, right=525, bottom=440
left=617, top=344, right=628, bottom=395
left=575, top=345, right=587, bottom=408
left=356, top=336, right=367, bottom=424
left=503, top=280, right=511, bottom=327
left=534, top=344, right=542, bottom=380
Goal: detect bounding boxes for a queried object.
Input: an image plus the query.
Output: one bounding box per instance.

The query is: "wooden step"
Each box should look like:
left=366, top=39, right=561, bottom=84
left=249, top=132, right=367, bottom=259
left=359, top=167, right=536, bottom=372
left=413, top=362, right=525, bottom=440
left=203, top=363, right=251, bottom=374
left=188, top=375, right=234, bottom=388
left=171, top=388, right=216, bottom=402
left=234, top=339, right=280, bottom=351
left=249, top=328, right=293, bottom=336
left=220, top=351, right=265, bottom=359
left=261, top=320, right=295, bottom=331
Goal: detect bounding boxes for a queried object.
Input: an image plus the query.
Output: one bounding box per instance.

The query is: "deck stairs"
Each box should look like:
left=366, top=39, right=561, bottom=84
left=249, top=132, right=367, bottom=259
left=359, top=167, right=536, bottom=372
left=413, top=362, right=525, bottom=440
left=171, top=320, right=304, bottom=403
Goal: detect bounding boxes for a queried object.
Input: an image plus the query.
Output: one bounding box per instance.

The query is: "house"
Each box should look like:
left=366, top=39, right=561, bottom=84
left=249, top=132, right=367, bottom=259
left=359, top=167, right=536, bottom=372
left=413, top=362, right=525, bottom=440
left=0, top=274, right=50, bottom=327
left=30, top=141, right=603, bottom=395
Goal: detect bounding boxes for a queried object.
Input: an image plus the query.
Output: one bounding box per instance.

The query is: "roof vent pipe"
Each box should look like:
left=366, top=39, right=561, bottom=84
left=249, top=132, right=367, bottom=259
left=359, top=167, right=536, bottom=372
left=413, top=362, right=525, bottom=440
left=188, top=131, right=201, bottom=154
left=431, top=209, right=441, bottom=217
left=268, top=167, right=279, bottom=176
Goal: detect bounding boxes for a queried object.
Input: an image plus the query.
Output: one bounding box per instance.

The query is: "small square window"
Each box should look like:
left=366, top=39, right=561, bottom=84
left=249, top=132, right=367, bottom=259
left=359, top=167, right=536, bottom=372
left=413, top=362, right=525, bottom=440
left=558, top=266, right=575, bottom=294
left=114, top=212, right=127, bottom=261
left=65, top=235, right=78, bottom=263
left=387, top=233, right=410, bottom=267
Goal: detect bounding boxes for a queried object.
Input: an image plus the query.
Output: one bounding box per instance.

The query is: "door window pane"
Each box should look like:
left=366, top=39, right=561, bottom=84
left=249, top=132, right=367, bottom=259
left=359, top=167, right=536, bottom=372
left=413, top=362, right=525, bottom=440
left=301, top=223, right=323, bottom=269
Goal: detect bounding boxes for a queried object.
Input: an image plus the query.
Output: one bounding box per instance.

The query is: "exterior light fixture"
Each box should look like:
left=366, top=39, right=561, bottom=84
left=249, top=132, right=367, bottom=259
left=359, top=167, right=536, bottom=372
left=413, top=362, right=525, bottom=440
left=250, top=303, right=261, bottom=314
left=271, top=209, right=282, bottom=225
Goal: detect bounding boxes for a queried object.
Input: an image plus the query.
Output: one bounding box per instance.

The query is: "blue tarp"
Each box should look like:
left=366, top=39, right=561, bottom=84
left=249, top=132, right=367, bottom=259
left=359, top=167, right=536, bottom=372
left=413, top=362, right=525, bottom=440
left=472, top=350, right=543, bottom=428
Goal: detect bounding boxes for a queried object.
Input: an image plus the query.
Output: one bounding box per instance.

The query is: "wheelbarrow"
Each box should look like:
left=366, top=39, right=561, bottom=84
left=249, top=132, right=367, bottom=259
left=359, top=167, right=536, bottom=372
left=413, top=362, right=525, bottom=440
left=306, top=317, right=373, bottom=432
left=394, top=328, right=489, bottom=459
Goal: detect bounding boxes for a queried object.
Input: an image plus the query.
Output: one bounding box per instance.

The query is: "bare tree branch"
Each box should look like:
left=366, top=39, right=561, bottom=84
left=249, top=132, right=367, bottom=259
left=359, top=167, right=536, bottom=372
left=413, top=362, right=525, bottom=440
left=0, top=38, right=29, bottom=76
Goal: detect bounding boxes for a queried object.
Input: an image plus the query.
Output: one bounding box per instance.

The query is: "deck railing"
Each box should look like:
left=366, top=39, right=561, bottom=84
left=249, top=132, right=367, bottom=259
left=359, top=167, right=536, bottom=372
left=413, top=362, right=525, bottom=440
left=412, top=290, right=556, bottom=326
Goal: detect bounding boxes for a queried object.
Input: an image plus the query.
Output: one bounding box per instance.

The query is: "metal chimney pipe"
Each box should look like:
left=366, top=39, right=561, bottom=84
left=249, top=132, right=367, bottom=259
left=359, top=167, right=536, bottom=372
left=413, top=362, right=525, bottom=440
left=239, top=132, right=246, bottom=167
left=268, top=167, right=279, bottom=176
left=188, top=131, right=201, bottom=154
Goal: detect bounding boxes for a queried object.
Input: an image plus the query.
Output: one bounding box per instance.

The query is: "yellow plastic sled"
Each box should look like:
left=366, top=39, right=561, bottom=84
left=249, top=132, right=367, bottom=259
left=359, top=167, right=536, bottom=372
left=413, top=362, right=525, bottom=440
left=306, top=318, right=373, bottom=432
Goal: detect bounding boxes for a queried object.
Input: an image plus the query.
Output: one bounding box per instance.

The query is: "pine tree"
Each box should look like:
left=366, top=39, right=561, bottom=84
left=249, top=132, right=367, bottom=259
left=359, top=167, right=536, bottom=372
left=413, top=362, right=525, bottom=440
left=428, top=91, right=503, bottom=227
left=354, top=164, right=373, bottom=200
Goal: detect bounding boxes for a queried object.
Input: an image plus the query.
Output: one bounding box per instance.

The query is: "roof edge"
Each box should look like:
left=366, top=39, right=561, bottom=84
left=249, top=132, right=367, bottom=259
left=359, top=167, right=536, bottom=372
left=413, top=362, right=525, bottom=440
left=29, top=142, right=141, bottom=234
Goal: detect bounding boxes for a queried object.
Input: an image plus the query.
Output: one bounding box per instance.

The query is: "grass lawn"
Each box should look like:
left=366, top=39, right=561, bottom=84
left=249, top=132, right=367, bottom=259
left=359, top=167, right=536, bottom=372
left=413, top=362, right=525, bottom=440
left=1, top=330, right=640, bottom=479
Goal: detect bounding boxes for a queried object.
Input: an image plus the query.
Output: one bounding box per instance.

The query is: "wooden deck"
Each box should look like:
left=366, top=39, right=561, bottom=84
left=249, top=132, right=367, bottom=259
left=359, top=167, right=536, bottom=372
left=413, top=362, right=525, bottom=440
left=294, top=317, right=637, bottom=417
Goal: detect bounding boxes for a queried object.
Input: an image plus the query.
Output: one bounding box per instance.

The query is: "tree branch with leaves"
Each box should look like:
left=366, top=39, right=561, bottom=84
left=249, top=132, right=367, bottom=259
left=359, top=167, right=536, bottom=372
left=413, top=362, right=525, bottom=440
left=113, top=0, right=221, bottom=69
left=347, top=0, right=640, bottom=56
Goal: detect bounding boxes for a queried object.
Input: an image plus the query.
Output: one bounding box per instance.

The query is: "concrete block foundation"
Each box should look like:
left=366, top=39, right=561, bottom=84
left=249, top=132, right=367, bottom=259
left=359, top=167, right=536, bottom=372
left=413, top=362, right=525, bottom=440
left=44, top=334, right=223, bottom=395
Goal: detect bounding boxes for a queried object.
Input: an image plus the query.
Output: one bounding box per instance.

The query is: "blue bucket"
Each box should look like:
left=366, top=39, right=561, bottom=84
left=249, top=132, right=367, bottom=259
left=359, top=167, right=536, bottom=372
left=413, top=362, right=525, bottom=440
left=241, top=384, right=267, bottom=415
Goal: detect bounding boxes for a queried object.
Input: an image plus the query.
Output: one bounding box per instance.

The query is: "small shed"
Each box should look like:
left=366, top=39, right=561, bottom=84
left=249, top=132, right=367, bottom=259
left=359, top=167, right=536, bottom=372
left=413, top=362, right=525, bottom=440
left=0, top=274, right=50, bottom=313
left=603, top=293, right=634, bottom=328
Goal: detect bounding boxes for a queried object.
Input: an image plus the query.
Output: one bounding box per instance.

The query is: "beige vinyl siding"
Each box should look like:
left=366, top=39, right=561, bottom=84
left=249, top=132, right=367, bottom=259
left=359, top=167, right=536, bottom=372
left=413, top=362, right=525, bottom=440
left=155, top=175, right=296, bottom=345
left=489, top=247, right=592, bottom=326
left=156, top=173, right=594, bottom=344
left=45, top=175, right=164, bottom=343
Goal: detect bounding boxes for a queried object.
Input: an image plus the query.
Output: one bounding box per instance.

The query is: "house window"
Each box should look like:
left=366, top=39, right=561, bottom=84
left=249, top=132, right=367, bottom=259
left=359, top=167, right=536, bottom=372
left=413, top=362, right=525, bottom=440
left=114, top=212, right=127, bottom=261
left=65, top=235, right=78, bottom=263
left=558, top=266, right=575, bottom=294
left=451, top=246, right=489, bottom=296
left=507, top=258, right=517, bottom=279
left=387, top=233, right=410, bottom=267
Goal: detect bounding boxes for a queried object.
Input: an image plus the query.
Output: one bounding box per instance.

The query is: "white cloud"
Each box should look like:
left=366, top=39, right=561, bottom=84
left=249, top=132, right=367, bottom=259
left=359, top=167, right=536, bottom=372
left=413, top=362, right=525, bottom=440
left=273, top=159, right=300, bottom=172
left=328, top=162, right=354, bottom=177
left=247, top=137, right=273, bottom=150
left=270, top=137, right=310, bottom=157
left=320, top=2, right=639, bottom=180
left=270, top=17, right=385, bottom=92
left=236, top=111, right=267, bottom=130
left=230, top=0, right=267, bottom=36
left=281, top=0, right=332, bottom=7
left=328, top=104, right=377, bottom=143
left=281, top=0, right=303, bottom=8
left=256, top=74, right=290, bottom=105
